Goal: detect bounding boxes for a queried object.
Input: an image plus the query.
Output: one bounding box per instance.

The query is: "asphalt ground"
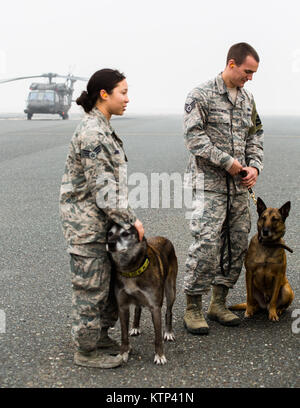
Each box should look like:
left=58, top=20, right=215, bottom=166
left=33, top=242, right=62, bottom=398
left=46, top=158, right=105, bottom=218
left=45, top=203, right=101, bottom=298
left=0, top=113, right=299, bottom=389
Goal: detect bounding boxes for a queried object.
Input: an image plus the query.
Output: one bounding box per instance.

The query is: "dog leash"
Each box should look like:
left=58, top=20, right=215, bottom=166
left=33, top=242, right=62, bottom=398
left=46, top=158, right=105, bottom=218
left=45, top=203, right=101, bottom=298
left=220, top=173, right=232, bottom=277
left=239, top=170, right=257, bottom=205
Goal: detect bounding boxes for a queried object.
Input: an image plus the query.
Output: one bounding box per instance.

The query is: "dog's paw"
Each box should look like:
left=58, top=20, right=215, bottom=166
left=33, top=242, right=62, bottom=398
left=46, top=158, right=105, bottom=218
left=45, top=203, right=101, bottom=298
left=268, top=313, right=279, bottom=322
left=277, top=309, right=285, bottom=316
left=129, top=328, right=141, bottom=336
left=119, top=345, right=132, bottom=363
left=244, top=307, right=255, bottom=318
left=154, top=354, right=167, bottom=365
left=164, top=331, right=175, bottom=342
left=118, top=352, right=129, bottom=363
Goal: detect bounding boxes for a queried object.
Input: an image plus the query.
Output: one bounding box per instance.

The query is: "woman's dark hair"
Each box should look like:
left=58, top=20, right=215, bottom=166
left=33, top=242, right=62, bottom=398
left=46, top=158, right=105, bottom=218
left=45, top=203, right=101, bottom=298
left=76, top=68, right=126, bottom=113
left=226, top=42, right=260, bottom=66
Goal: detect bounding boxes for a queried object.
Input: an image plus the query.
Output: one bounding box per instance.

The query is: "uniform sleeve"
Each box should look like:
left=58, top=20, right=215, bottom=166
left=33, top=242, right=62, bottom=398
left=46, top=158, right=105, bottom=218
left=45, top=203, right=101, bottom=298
left=80, top=127, right=137, bottom=230
left=245, top=100, right=264, bottom=174
left=184, top=89, right=234, bottom=170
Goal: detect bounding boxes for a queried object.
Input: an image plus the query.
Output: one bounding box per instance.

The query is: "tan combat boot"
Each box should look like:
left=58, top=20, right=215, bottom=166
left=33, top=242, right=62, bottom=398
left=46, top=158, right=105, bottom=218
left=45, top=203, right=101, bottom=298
left=207, top=285, right=241, bottom=326
left=74, top=349, right=123, bottom=369
left=183, top=294, right=209, bottom=334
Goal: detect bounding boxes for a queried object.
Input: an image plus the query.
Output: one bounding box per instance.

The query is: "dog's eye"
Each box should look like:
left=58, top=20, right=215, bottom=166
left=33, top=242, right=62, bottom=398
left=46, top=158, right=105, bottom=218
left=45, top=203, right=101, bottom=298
left=108, top=231, right=113, bottom=237
left=272, top=217, right=278, bottom=222
left=262, top=216, right=266, bottom=221
left=121, top=231, right=130, bottom=238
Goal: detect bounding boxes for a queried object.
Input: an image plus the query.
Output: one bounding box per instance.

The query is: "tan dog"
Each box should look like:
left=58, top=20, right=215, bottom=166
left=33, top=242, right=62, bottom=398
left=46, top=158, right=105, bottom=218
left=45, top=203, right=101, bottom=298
left=230, top=197, right=294, bottom=321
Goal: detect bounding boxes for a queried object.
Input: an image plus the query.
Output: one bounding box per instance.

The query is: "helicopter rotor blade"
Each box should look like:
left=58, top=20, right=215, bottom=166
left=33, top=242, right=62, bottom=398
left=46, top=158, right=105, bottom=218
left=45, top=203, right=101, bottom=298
left=56, top=75, right=88, bottom=81
left=0, top=75, right=47, bottom=84
left=0, top=73, right=87, bottom=85
left=72, top=76, right=88, bottom=81
left=0, top=73, right=60, bottom=84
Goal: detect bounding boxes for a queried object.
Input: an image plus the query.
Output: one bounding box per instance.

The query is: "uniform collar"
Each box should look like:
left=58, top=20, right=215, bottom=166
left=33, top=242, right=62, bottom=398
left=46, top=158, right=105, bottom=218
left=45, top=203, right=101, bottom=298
left=89, top=107, right=114, bottom=134
left=216, top=72, right=245, bottom=105
left=89, top=107, right=125, bottom=149
left=216, top=72, right=228, bottom=95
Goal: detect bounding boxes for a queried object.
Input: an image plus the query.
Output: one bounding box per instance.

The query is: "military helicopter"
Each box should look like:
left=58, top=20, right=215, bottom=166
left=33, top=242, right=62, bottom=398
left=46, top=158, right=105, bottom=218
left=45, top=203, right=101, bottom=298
left=0, top=73, right=87, bottom=120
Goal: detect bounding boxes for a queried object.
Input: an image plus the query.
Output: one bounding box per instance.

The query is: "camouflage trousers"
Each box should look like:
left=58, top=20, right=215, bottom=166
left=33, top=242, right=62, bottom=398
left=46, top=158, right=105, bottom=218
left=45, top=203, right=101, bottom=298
left=70, top=245, right=118, bottom=352
left=184, top=190, right=251, bottom=295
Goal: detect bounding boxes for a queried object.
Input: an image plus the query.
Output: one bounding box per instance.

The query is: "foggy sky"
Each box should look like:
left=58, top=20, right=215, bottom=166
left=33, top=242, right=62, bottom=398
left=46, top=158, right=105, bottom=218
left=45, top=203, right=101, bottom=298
left=1, top=0, right=300, bottom=115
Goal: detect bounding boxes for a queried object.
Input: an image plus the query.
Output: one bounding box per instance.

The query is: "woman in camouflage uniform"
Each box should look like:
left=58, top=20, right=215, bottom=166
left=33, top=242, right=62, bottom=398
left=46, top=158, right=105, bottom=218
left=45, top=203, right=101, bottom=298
left=59, top=69, right=144, bottom=368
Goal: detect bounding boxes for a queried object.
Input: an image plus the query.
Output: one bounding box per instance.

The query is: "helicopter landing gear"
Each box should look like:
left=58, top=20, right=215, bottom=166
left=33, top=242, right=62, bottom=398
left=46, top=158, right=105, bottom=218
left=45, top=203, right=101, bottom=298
left=61, top=112, right=69, bottom=120
left=27, top=113, right=33, bottom=120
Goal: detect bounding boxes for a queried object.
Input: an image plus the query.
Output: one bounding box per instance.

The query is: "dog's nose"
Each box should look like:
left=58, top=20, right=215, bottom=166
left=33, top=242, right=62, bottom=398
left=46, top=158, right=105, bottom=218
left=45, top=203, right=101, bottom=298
left=262, top=227, right=270, bottom=237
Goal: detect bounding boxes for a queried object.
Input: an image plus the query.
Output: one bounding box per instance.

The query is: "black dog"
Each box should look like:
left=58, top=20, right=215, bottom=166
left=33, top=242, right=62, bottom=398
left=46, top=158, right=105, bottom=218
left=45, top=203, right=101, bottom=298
left=107, top=224, right=178, bottom=365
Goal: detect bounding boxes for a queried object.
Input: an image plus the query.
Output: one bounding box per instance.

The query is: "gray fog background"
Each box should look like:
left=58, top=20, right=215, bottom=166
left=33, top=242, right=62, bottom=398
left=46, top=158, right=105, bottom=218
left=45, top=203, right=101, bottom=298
left=1, top=0, right=300, bottom=115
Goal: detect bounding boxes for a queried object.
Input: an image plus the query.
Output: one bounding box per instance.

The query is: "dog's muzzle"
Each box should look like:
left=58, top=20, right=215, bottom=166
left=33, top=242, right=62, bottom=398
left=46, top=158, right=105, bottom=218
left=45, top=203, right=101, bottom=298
left=261, top=227, right=271, bottom=238
left=106, top=242, right=117, bottom=252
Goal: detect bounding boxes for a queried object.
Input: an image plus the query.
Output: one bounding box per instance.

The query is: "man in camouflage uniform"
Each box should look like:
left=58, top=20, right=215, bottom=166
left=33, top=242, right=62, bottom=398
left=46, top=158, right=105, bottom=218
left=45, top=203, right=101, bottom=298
left=60, top=106, right=137, bottom=367
left=183, top=43, right=264, bottom=334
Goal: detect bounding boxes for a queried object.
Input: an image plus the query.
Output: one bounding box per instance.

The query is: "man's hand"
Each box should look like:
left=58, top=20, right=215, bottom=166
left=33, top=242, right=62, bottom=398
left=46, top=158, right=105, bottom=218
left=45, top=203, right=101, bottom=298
left=227, top=159, right=243, bottom=176
left=240, top=167, right=258, bottom=188
left=134, top=219, right=144, bottom=242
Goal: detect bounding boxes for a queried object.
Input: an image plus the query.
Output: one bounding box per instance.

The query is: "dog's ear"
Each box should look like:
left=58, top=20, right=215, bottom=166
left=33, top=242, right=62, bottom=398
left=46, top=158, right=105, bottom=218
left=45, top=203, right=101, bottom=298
left=257, top=197, right=267, bottom=217
left=279, top=201, right=291, bottom=222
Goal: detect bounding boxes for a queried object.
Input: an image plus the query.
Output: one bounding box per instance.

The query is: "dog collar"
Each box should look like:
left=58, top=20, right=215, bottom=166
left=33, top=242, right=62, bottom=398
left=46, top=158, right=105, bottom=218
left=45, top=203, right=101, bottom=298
left=259, top=238, right=293, bottom=253
left=120, top=257, right=150, bottom=278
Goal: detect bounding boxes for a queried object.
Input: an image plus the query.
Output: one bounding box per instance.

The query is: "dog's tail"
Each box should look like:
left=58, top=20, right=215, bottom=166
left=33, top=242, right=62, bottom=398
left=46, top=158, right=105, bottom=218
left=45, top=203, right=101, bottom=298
left=228, top=303, right=247, bottom=310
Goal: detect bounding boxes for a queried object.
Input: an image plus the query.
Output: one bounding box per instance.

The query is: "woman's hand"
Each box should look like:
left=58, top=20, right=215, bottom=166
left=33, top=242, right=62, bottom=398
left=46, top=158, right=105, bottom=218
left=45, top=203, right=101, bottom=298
left=134, top=219, right=144, bottom=242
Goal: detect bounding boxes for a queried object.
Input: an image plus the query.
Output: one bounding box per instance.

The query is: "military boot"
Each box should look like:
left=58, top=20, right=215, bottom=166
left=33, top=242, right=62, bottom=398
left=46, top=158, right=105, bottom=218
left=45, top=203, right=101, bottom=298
left=183, top=294, right=209, bottom=334
left=74, top=349, right=123, bottom=369
left=207, top=285, right=241, bottom=326
left=97, top=327, right=120, bottom=354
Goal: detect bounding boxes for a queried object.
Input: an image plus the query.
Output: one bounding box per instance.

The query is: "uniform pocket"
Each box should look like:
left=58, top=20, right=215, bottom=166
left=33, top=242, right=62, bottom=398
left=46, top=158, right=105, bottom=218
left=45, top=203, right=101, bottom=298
left=208, top=109, right=231, bottom=125
left=70, top=253, right=111, bottom=291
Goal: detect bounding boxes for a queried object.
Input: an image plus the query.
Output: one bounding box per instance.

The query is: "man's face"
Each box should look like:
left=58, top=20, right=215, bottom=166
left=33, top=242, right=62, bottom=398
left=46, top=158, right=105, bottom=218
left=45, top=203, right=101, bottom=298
left=229, top=55, right=259, bottom=88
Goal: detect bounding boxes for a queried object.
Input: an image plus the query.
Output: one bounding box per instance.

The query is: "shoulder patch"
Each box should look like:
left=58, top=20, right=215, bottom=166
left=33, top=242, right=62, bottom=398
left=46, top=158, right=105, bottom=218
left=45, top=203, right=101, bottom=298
left=256, top=113, right=262, bottom=127
left=81, top=144, right=102, bottom=160
left=185, top=100, right=196, bottom=114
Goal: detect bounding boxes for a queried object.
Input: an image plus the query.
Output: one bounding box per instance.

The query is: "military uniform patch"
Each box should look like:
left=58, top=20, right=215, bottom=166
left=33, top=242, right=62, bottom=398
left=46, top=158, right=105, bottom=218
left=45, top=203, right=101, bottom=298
left=81, top=144, right=102, bottom=160
left=256, top=113, right=261, bottom=127
left=185, top=100, right=196, bottom=114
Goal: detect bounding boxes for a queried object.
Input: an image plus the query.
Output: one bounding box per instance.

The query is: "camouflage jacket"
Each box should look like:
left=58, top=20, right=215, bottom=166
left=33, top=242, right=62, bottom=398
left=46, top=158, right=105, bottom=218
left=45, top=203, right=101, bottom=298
left=184, top=73, right=264, bottom=193
left=59, top=107, right=137, bottom=256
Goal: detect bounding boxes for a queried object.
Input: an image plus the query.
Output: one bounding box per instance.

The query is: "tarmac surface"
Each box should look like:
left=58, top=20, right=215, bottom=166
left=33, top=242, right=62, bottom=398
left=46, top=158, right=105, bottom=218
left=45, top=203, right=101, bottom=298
left=0, top=113, right=299, bottom=389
